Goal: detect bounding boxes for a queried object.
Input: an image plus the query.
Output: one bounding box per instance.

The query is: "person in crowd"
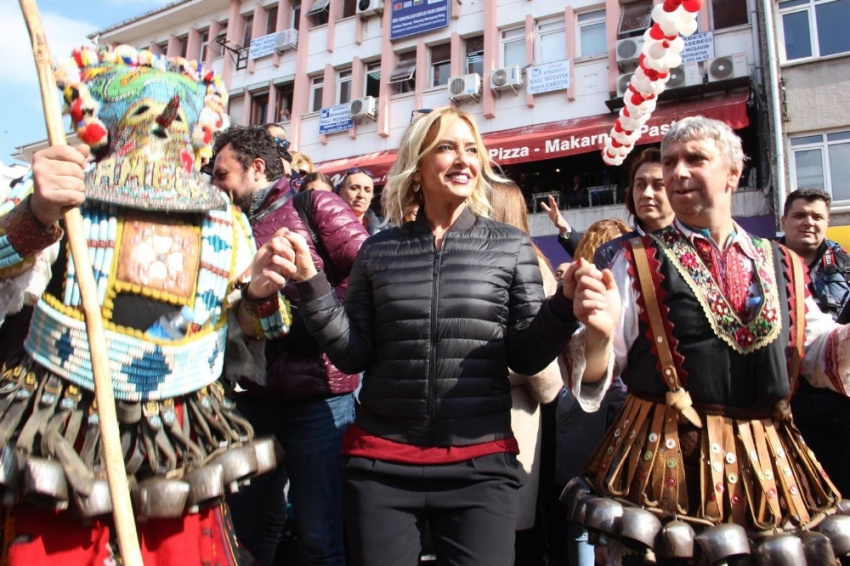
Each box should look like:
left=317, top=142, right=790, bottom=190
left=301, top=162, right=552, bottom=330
left=0, top=44, right=294, bottom=564
left=264, top=123, right=293, bottom=179
left=572, top=219, right=629, bottom=264
left=212, top=126, right=368, bottom=566
left=489, top=180, right=564, bottom=566
left=592, top=148, right=674, bottom=270
left=291, top=152, right=315, bottom=177
left=553, top=219, right=630, bottom=566
left=279, top=106, right=590, bottom=566
left=540, top=195, right=580, bottom=257
left=336, top=167, right=387, bottom=235
left=779, top=188, right=850, bottom=496
left=300, top=172, right=335, bottom=192
left=565, top=116, right=848, bottom=565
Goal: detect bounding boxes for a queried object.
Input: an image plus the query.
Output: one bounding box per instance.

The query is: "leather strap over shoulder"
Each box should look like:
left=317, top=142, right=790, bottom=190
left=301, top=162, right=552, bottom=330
left=630, top=238, right=702, bottom=429
left=775, top=248, right=807, bottom=420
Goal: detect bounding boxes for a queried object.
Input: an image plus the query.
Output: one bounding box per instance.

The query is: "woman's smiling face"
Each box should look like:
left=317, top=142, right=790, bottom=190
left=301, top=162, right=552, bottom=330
left=415, top=117, right=481, bottom=210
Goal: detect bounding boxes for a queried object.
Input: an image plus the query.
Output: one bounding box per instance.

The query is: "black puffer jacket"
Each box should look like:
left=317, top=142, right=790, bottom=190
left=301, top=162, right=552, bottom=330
left=295, top=208, right=579, bottom=447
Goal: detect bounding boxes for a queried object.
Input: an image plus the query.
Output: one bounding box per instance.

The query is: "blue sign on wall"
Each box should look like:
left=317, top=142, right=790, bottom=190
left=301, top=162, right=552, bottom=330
left=390, top=0, right=449, bottom=42
left=319, top=104, right=354, bottom=135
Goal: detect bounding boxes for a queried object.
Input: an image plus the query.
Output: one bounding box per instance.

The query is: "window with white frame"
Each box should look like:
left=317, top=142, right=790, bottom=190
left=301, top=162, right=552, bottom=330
left=338, top=69, right=352, bottom=104
left=200, top=29, right=211, bottom=62
left=242, top=14, right=254, bottom=48
left=577, top=9, right=607, bottom=58
left=502, top=27, right=526, bottom=68
left=465, top=36, right=484, bottom=76
left=779, top=0, right=850, bottom=61
left=790, top=131, right=850, bottom=201
left=307, top=0, right=330, bottom=26
left=365, top=61, right=381, bottom=98
left=388, top=53, right=416, bottom=95
left=251, top=93, right=269, bottom=125
left=311, top=75, right=324, bottom=112
left=291, top=2, right=301, bottom=31
left=267, top=6, right=278, bottom=34
left=431, top=43, right=452, bottom=87
left=538, top=19, right=566, bottom=64
left=711, top=0, right=748, bottom=29
left=214, top=23, right=227, bottom=58
left=619, top=0, right=653, bottom=36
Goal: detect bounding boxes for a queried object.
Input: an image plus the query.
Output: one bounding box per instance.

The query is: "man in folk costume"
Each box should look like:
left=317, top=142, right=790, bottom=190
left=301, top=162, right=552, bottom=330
left=562, top=116, right=850, bottom=565
left=0, top=44, right=296, bottom=564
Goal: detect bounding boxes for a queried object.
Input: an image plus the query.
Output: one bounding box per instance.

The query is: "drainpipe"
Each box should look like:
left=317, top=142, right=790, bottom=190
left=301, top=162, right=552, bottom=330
left=760, top=0, right=786, bottom=230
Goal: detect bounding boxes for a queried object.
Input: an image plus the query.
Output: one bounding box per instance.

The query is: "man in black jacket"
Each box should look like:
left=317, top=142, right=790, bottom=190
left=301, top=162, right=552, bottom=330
left=779, top=188, right=850, bottom=496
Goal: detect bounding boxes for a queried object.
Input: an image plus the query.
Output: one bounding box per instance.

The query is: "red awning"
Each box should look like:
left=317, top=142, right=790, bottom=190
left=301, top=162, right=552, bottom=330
left=316, top=91, right=750, bottom=182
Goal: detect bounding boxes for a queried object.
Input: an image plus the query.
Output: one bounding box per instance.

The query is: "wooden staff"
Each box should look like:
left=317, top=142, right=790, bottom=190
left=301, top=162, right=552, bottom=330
left=18, top=2, right=143, bottom=564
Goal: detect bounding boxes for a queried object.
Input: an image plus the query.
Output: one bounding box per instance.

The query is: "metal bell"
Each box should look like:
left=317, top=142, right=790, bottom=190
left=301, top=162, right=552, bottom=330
left=658, top=520, right=696, bottom=559
left=185, top=464, right=225, bottom=514
left=133, top=477, right=190, bottom=521
left=799, top=531, right=835, bottom=565
left=253, top=436, right=284, bottom=476
left=617, top=507, right=662, bottom=551
left=22, top=456, right=69, bottom=510
left=559, top=476, right=592, bottom=513
left=695, top=523, right=751, bottom=564
left=72, top=478, right=112, bottom=519
left=207, top=445, right=258, bottom=493
left=0, top=446, right=22, bottom=505
left=753, top=535, right=806, bottom=566
left=583, top=497, right=624, bottom=539
left=817, top=514, right=850, bottom=557
left=571, top=493, right=594, bottom=525
left=837, top=499, right=850, bottom=517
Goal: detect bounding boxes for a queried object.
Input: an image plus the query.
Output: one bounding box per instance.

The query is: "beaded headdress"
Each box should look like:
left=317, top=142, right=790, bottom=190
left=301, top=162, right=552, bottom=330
left=54, top=44, right=229, bottom=212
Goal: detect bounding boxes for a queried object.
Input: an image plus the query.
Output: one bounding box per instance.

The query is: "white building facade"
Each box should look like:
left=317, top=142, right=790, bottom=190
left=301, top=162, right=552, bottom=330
left=769, top=0, right=850, bottom=229
left=18, top=0, right=779, bottom=259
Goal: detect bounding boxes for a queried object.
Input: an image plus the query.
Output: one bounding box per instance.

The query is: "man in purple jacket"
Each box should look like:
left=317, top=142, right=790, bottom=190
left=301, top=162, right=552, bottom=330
left=212, top=126, right=369, bottom=566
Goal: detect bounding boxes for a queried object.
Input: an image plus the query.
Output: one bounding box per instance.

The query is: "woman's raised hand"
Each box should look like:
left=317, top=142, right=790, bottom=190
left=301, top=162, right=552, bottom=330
left=282, top=231, right=318, bottom=283
left=563, top=259, right=620, bottom=339
left=247, top=227, right=297, bottom=299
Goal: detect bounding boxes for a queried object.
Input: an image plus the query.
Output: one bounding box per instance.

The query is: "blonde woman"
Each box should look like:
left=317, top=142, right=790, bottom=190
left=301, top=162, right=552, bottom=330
left=280, top=107, right=604, bottom=565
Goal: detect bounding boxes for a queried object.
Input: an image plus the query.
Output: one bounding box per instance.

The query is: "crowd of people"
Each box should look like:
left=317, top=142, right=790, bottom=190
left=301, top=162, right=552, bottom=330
left=0, top=44, right=848, bottom=566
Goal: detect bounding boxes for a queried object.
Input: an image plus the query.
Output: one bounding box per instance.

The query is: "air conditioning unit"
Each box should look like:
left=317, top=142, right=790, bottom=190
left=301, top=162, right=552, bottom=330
left=666, top=62, right=702, bottom=89
left=616, top=37, right=645, bottom=72
left=349, top=96, right=377, bottom=121
left=448, top=73, right=481, bottom=104
left=490, top=65, right=523, bottom=93
left=616, top=73, right=634, bottom=98
left=273, top=29, right=298, bottom=53
left=356, top=0, right=384, bottom=17
left=706, top=53, right=748, bottom=83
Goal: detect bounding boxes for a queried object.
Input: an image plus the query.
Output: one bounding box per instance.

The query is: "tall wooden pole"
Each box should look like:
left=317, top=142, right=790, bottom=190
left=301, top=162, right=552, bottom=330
left=17, top=2, right=143, bottom=564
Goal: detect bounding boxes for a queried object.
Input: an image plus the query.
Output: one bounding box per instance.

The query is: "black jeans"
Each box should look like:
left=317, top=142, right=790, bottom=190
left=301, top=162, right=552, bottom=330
left=341, top=452, right=524, bottom=566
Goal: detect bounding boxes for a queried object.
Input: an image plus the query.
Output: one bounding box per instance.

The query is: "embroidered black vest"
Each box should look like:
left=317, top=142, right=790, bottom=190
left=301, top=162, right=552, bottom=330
left=621, top=229, right=797, bottom=410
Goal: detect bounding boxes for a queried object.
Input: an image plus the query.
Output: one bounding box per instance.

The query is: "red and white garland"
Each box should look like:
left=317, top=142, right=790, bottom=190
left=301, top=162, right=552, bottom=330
left=602, top=0, right=703, bottom=166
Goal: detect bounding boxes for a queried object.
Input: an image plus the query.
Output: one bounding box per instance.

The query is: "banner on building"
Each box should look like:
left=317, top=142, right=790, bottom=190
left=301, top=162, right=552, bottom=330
left=681, top=31, right=715, bottom=64
left=527, top=61, right=570, bottom=95
left=390, top=0, right=450, bottom=41
left=319, top=104, right=354, bottom=135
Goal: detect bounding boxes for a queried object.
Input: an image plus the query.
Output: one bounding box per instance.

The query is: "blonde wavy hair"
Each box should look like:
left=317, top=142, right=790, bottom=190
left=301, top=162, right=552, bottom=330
left=382, top=106, right=506, bottom=226
left=573, top=219, right=630, bottom=263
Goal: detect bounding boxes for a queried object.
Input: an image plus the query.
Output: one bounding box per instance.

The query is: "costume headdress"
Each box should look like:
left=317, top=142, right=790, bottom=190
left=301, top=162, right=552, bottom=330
left=54, top=44, right=229, bottom=212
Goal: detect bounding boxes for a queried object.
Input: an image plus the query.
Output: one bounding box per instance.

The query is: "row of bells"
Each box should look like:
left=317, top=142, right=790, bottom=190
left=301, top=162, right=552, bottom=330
left=561, top=476, right=850, bottom=565
left=0, top=436, right=283, bottom=522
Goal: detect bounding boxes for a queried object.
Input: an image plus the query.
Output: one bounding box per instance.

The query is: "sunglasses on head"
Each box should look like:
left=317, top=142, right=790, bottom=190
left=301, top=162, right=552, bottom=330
left=340, top=167, right=374, bottom=182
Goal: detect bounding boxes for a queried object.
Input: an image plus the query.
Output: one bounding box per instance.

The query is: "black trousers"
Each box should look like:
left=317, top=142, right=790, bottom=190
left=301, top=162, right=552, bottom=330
left=341, top=452, right=524, bottom=566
